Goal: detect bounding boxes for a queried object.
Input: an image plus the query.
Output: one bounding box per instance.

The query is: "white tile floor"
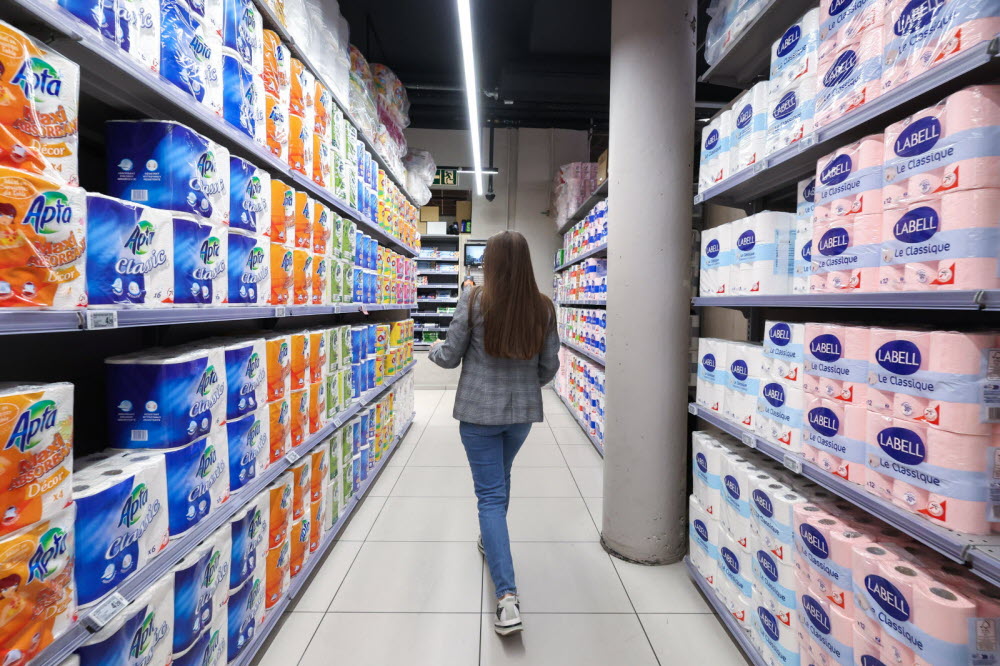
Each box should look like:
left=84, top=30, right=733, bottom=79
left=252, top=389, right=750, bottom=666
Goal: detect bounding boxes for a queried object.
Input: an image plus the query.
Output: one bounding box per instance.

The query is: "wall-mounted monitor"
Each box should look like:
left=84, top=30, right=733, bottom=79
left=464, top=243, right=486, bottom=267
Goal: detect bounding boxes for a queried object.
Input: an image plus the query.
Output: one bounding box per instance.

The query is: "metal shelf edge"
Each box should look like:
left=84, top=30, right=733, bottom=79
left=684, top=557, right=768, bottom=666
left=560, top=341, right=606, bottom=368
left=554, top=243, right=609, bottom=272
left=556, top=392, right=605, bottom=458
left=691, top=291, right=988, bottom=310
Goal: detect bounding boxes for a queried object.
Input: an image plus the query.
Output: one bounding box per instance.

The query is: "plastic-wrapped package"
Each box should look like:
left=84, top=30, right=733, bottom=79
left=704, top=0, right=766, bottom=66
left=372, top=63, right=411, bottom=129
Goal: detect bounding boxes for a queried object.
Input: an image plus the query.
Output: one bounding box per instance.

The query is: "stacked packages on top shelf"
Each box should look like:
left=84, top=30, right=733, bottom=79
left=550, top=162, right=599, bottom=231
left=700, top=84, right=1000, bottom=296
left=703, top=0, right=766, bottom=67
left=698, top=0, right=1000, bottom=193
left=689, top=428, right=1000, bottom=666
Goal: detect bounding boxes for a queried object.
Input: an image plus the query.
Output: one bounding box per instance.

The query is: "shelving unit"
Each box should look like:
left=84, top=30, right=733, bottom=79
left=30, top=363, right=416, bottom=666
left=414, top=234, right=462, bottom=346
left=684, top=558, right=764, bottom=666
left=557, top=300, right=607, bottom=307
left=561, top=340, right=606, bottom=368
left=558, top=181, right=609, bottom=235
left=554, top=243, right=608, bottom=273
left=0, top=1, right=417, bottom=258
left=556, top=392, right=604, bottom=458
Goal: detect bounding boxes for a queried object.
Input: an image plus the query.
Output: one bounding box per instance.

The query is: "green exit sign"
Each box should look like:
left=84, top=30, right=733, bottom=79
left=433, top=168, right=458, bottom=186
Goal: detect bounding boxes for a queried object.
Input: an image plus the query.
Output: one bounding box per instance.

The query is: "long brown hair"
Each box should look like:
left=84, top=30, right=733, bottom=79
left=473, top=231, right=555, bottom=360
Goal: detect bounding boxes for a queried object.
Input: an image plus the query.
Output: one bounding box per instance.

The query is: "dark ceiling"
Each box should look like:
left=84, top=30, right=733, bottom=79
left=341, top=0, right=730, bottom=131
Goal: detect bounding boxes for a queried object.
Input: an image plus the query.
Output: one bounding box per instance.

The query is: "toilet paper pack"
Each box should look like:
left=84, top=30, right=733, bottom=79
left=106, top=120, right=230, bottom=226
left=815, top=134, right=884, bottom=222
left=227, top=410, right=269, bottom=494
left=86, top=195, right=175, bottom=307
left=757, top=378, right=804, bottom=451
left=752, top=589, right=800, bottom=666
left=262, top=30, right=290, bottom=99
left=227, top=231, right=271, bottom=305
left=819, top=0, right=884, bottom=46
left=0, top=382, right=74, bottom=537
left=56, top=0, right=115, bottom=42
left=106, top=344, right=227, bottom=449
left=700, top=224, right=733, bottom=297
left=698, top=110, right=733, bottom=193
left=697, top=337, right=729, bottom=414
left=725, top=343, right=764, bottom=429
left=73, top=453, right=170, bottom=606
left=730, top=82, right=769, bottom=173
left=763, top=321, right=804, bottom=385
left=172, top=621, right=226, bottom=666
left=793, top=215, right=813, bottom=294
left=689, top=494, right=719, bottom=585
left=222, top=49, right=266, bottom=146
left=0, top=506, right=76, bottom=663
left=265, top=91, right=289, bottom=162
left=815, top=28, right=883, bottom=128
left=24, top=37, right=82, bottom=186
left=160, top=0, right=223, bottom=115
left=229, top=493, right=267, bottom=591
left=173, top=215, right=228, bottom=306
left=223, top=0, right=264, bottom=74
left=810, top=214, right=881, bottom=292
left=766, top=75, right=816, bottom=156
left=219, top=337, right=267, bottom=420
left=731, top=212, right=795, bottom=295
left=770, top=8, right=820, bottom=90
left=0, top=168, right=88, bottom=308
left=116, top=0, right=161, bottom=75
left=172, top=528, right=230, bottom=654
left=77, top=576, right=173, bottom=666
left=226, top=571, right=265, bottom=663
left=229, top=156, right=271, bottom=236
left=267, top=179, right=293, bottom=246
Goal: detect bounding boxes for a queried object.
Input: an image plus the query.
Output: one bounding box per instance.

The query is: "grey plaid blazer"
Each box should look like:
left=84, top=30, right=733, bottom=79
left=428, top=289, right=560, bottom=425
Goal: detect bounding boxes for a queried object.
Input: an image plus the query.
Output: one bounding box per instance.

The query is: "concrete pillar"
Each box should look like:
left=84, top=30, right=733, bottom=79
left=601, top=0, right=696, bottom=564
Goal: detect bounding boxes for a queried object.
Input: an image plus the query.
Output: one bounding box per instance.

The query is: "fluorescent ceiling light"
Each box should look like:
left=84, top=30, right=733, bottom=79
left=457, top=0, right=483, bottom=196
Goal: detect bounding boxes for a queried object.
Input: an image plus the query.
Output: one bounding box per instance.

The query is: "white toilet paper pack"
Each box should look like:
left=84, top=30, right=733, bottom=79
left=732, top=212, right=795, bottom=295
left=226, top=409, right=269, bottom=492
left=692, top=430, right=729, bottom=516
left=797, top=177, right=816, bottom=219
left=730, top=82, right=769, bottom=173
left=160, top=0, right=223, bottom=114
left=72, top=453, right=170, bottom=606
left=725, top=343, right=764, bottom=429
left=172, top=527, right=231, bottom=654
left=794, top=215, right=813, bottom=294
left=25, top=37, right=82, bottom=186
left=757, top=378, right=804, bottom=451
left=117, top=0, right=161, bottom=74
left=227, top=231, right=271, bottom=305
left=173, top=216, right=228, bottom=306
left=77, top=576, right=173, bottom=666
left=752, top=588, right=800, bottom=666
left=766, top=75, right=816, bottom=156
left=229, top=156, right=271, bottom=235
left=106, top=344, right=227, bottom=449
left=770, top=8, right=820, bottom=90
left=698, top=109, right=733, bottom=192
left=763, top=321, right=805, bottom=384
left=106, top=120, right=230, bottom=226
left=222, top=49, right=266, bottom=146
left=699, top=224, right=733, bottom=296
left=229, top=493, right=268, bottom=591
left=86, top=195, right=175, bottom=307
left=697, top=337, right=729, bottom=414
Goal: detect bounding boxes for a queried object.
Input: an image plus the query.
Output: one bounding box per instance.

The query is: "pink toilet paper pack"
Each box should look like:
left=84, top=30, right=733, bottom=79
left=804, top=324, right=870, bottom=403
left=882, top=0, right=1000, bottom=93
left=882, top=85, right=1000, bottom=210
left=879, top=189, right=1000, bottom=292
left=815, top=28, right=883, bottom=128
left=814, top=134, right=885, bottom=221
left=810, top=215, right=882, bottom=292
left=795, top=505, right=856, bottom=595
left=799, top=590, right=856, bottom=665
left=805, top=397, right=868, bottom=484
left=819, top=0, right=885, bottom=47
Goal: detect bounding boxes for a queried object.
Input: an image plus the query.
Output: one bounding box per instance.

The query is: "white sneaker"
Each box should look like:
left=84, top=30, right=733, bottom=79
left=494, top=594, right=523, bottom=636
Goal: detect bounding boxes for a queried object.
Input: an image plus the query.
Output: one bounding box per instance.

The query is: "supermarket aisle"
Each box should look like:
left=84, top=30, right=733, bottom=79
left=253, top=389, right=748, bottom=666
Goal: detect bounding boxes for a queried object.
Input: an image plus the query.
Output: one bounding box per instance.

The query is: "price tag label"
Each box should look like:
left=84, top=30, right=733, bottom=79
left=753, top=162, right=766, bottom=174
left=285, top=450, right=301, bottom=464
left=741, top=433, right=756, bottom=449
left=783, top=454, right=803, bottom=474
left=688, top=404, right=698, bottom=416
left=802, top=135, right=816, bottom=148
left=693, top=194, right=703, bottom=205
left=88, top=592, right=128, bottom=629
left=274, top=306, right=288, bottom=317
left=84, top=310, right=118, bottom=330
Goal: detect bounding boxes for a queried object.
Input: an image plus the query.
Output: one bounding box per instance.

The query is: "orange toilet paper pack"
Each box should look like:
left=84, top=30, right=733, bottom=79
left=0, top=382, right=73, bottom=538
left=0, top=167, right=87, bottom=308
left=290, top=332, right=309, bottom=391
left=0, top=505, right=77, bottom=665
left=269, top=243, right=292, bottom=305
left=268, top=179, right=292, bottom=245
left=268, top=397, right=290, bottom=463
left=266, top=472, right=292, bottom=549
left=289, top=389, right=307, bottom=448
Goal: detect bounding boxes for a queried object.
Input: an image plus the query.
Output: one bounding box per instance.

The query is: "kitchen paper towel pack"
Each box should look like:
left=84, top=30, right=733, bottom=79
left=172, top=527, right=230, bottom=654
left=697, top=337, right=729, bottom=414
left=222, top=49, right=266, bottom=146
left=725, top=342, right=764, bottom=430
left=815, top=25, right=883, bottom=128
left=731, top=211, right=795, bottom=295
left=72, top=453, right=170, bottom=606
left=804, top=323, right=869, bottom=404
left=24, top=36, right=82, bottom=187
left=172, top=215, right=228, bottom=306
left=106, top=120, right=230, bottom=226
left=763, top=320, right=805, bottom=386
left=227, top=230, right=271, bottom=305
left=0, top=506, right=76, bottom=663
left=160, top=0, right=223, bottom=115
left=730, top=82, right=769, bottom=173
left=0, top=382, right=74, bottom=537
left=77, top=576, right=173, bottom=666
left=766, top=74, right=816, bottom=156
left=86, top=194, right=175, bottom=307
left=106, top=344, right=227, bottom=449
left=698, top=110, right=732, bottom=192
left=229, top=156, right=271, bottom=235
left=770, top=8, right=820, bottom=91
left=229, top=492, right=267, bottom=591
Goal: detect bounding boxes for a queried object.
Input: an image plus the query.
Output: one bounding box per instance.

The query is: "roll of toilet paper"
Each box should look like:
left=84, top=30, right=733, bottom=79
left=692, top=431, right=728, bottom=517
left=753, top=589, right=800, bottom=666
left=159, top=0, right=223, bottom=114
left=757, top=378, right=804, bottom=451
left=226, top=571, right=265, bottom=663
left=805, top=397, right=867, bottom=485
left=700, top=224, right=733, bottom=297
left=227, top=231, right=271, bottom=305
left=106, top=120, right=230, bottom=226
left=172, top=619, right=226, bottom=666
left=730, top=82, right=769, bottom=173
left=223, top=0, right=264, bottom=74
left=764, top=321, right=805, bottom=385
left=106, top=344, right=227, bottom=449
left=230, top=156, right=271, bottom=236
left=0, top=506, right=76, bottom=662
left=0, top=382, right=74, bottom=538
left=25, top=36, right=82, bottom=186
left=720, top=530, right=755, bottom=598
left=815, top=134, right=885, bottom=221
left=229, top=493, right=268, bottom=592
left=0, top=167, right=88, bottom=308
left=171, top=527, right=230, bottom=654
left=770, top=7, right=820, bottom=89
left=766, top=75, right=817, bottom=156
left=226, top=409, right=269, bottom=492
left=815, top=28, right=883, bottom=128
left=173, top=215, right=228, bottom=307
left=77, top=575, right=173, bottom=666
left=698, top=110, right=733, bottom=192
left=882, top=85, right=1000, bottom=210
left=222, top=49, right=266, bottom=145
left=72, top=454, right=170, bottom=606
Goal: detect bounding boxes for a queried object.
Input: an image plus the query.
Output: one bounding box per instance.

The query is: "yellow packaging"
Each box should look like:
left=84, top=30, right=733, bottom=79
left=308, top=494, right=325, bottom=554
left=0, top=382, right=73, bottom=538
left=308, top=330, right=326, bottom=383
left=288, top=113, right=312, bottom=177
left=264, top=92, right=288, bottom=163
left=375, top=354, right=384, bottom=387
left=293, top=191, right=312, bottom=249
left=311, top=254, right=328, bottom=307
left=289, top=516, right=309, bottom=577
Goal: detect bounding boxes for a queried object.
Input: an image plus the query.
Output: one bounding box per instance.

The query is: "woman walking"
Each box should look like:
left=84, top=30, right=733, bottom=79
left=428, top=230, right=560, bottom=636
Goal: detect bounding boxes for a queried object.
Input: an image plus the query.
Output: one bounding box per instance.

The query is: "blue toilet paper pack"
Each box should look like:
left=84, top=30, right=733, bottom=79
left=72, top=453, right=170, bottom=607
left=171, top=527, right=230, bottom=654
left=106, top=120, right=230, bottom=226
left=86, top=194, right=176, bottom=307
left=58, top=0, right=116, bottom=41
left=77, top=576, right=174, bottom=666
left=171, top=621, right=226, bottom=666
left=172, top=215, right=228, bottom=306
left=229, top=156, right=271, bottom=235
left=222, top=49, right=266, bottom=146
left=222, top=0, right=264, bottom=73
left=229, top=493, right=268, bottom=590
left=106, top=344, right=227, bottom=449
left=227, top=230, right=271, bottom=305
left=215, top=337, right=267, bottom=420
left=160, top=0, right=223, bottom=114
left=226, top=409, right=269, bottom=492
left=227, top=571, right=265, bottom=663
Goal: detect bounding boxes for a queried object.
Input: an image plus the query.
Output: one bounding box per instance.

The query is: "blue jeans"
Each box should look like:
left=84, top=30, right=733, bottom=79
left=459, top=421, right=532, bottom=599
